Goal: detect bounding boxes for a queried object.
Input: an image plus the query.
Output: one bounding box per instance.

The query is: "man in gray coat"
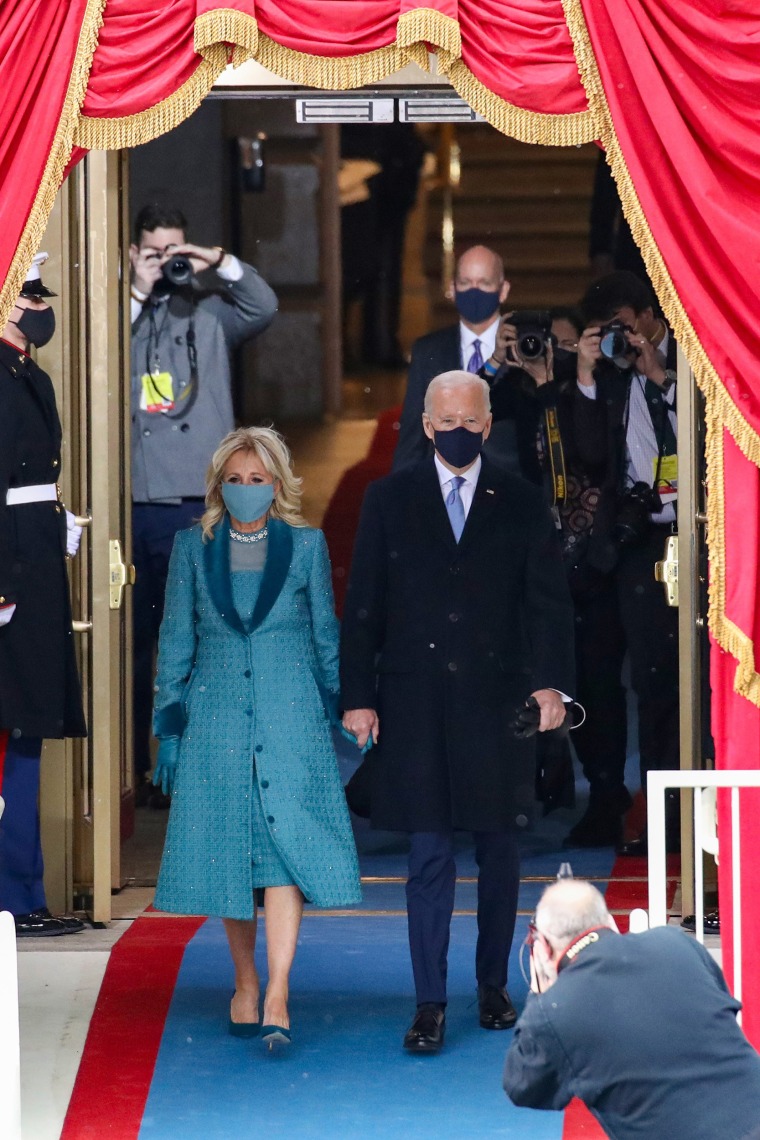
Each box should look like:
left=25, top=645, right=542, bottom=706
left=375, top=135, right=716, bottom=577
left=130, top=204, right=277, bottom=794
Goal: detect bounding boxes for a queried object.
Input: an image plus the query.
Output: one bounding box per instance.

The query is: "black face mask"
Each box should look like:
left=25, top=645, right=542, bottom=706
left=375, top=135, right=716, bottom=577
left=13, top=306, right=56, bottom=348
left=434, top=426, right=483, bottom=469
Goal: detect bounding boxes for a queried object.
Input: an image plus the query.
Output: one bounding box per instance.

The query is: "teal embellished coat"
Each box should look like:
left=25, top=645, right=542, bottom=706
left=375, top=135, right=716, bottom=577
left=153, top=517, right=361, bottom=918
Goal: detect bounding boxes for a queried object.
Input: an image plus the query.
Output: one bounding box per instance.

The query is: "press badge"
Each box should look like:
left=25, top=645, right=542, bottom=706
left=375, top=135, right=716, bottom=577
left=654, top=453, right=678, bottom=504
left=140, top=371, right=175, bottom=413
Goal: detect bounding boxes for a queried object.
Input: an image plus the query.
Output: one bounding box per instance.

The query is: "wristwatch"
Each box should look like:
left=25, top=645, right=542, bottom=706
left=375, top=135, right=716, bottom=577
left=661, top=368, right=677, bottom=392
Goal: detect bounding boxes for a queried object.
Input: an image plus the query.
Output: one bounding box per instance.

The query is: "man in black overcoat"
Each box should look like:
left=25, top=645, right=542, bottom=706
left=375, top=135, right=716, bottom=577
left=0, top=254, right=86, bottom=937
left=341, top=370, right=575, bottom=1052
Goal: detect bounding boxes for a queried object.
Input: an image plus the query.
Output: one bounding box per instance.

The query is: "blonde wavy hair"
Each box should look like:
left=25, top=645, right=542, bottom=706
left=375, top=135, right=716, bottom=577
left=200, top=426, right=305, bottom=541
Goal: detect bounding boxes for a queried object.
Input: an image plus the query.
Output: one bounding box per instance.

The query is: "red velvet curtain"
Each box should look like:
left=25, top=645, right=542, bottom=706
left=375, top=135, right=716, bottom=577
left=574, top=0, right=760, bottom=1047
left=2, top=0, right=760, bottom=1046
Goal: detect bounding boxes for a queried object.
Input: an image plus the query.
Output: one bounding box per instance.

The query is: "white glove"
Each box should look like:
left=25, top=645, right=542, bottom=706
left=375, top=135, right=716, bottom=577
left=65, top=510, right=83, bottom=557
left=0, top=604, right=16, bottom=627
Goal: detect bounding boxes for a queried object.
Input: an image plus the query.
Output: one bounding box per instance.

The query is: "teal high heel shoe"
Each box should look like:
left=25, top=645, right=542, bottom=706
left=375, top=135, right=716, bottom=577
left=228, top=992, right=260, bottom=1038
left=260, top=1024, right=291, bottom=1050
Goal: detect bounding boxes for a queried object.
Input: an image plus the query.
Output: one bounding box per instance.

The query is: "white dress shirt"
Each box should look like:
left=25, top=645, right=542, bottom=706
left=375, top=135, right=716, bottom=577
left=460, top=316, right=500, bottom=370
left=434, top=453, right=481, bottom=518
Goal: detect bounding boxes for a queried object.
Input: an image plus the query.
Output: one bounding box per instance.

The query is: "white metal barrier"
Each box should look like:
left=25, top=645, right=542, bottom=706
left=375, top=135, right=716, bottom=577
left=0, top=909, right=21, bottom=1140
left=648, top=769, right=760, bottom=1017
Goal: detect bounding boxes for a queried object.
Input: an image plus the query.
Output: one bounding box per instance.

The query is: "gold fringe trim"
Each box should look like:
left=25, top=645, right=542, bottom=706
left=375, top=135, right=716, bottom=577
left=396, top=9, right=461, bottom=71
left=74, top=44, right=229, bottom=150
left=0, top=0, right=107, bottom=333
left=252, top=31, right=406, bottom=90
left=446, top=58, right=597, bottom=146
left=194, top=8, right=258, bottom=59
left=563, top=0, right=760, bottom=705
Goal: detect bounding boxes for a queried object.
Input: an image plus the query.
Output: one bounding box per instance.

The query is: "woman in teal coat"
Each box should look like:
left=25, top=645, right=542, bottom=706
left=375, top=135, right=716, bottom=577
left=152, top=426, right=361, bottom=1046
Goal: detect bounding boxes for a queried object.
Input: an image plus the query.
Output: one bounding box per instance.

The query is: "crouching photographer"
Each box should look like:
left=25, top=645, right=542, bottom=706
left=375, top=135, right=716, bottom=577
left=574, top=271, right=680, bottom=855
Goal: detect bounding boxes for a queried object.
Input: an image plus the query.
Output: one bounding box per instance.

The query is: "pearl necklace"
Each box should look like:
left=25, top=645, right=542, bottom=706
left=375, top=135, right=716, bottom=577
left=230, top=525, right=268, bottom=544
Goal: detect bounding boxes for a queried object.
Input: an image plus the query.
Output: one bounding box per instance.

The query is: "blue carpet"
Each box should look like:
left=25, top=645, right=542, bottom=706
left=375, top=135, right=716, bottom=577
left=139, top=914, right=565, bottom=1139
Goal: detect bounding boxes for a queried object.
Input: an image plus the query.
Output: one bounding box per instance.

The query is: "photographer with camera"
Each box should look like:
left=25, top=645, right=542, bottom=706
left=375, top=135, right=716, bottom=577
left=574, top=271, right=679, bottom=854
left=503, top=879, right=760, bottom=1139
left=129, top=204, right=277, bottom=799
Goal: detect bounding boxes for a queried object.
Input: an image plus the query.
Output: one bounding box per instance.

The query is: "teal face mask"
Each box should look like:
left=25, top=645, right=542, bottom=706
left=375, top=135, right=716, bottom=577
left=221, top=481, right=275, bottom=524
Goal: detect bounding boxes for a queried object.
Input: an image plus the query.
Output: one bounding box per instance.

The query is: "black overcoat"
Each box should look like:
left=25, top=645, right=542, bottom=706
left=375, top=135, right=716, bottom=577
left=0, top=340, right=86, bottom=738
left=339, top=457, right=575, bottom=832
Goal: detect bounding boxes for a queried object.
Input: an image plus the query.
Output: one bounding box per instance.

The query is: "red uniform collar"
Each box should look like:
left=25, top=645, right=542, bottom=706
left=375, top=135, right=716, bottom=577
left=0, top=337, right=30, bottom=357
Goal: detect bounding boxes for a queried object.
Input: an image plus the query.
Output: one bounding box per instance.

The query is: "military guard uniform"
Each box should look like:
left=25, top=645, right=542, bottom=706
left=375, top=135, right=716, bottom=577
left=0, top=254, right=86, bottom=936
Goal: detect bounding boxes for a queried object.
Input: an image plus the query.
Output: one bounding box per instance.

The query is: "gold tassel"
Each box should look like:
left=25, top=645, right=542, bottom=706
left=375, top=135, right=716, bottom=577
left=0, top=0, right=107, bottom=332
left=563, top=0, right=760, bottom=706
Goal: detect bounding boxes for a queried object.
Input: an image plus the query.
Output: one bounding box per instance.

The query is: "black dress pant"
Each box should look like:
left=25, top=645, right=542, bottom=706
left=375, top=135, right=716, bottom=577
left=616, top=525, right=680, bottom=793
left=406, top=830, right=520, bottom=1006
left=572, top=578, right=628, bottom=798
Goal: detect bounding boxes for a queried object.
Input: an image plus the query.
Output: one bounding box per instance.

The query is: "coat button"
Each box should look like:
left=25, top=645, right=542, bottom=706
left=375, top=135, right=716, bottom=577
left=246, top=709, right=253, bottom=717
left=448, top=661, right=457, bottom=672
left=448, top=613, right=459, bottom=622
left=244, top=669, right=252, bottom=678
left=260, top=779, right=269, bottom=789
left=267, top=815, right=275, bottom=824
left=143, top=428, right=151, bottom=437
left=52, top=459, right=59, bottom=467
left=181, top=423, right=190, bottom=433
left=255, top=745, right=263, bottom=753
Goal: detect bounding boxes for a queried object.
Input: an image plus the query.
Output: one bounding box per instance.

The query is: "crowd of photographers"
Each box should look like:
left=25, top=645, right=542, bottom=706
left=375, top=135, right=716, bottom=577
left=394, top=247, right=681, bottom=853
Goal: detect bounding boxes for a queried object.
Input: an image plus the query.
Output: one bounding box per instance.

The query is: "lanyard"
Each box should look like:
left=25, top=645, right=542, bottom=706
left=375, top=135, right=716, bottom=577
left=144, top=296, right=199, bottom=418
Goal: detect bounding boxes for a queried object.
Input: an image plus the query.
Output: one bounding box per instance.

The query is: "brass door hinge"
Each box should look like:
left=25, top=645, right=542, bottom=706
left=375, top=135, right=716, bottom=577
left=109, top=539, right=136, bottom=610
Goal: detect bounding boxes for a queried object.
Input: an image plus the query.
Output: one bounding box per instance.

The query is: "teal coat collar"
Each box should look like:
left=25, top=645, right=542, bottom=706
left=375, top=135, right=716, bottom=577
left=204, top=515, right=294, bottom=636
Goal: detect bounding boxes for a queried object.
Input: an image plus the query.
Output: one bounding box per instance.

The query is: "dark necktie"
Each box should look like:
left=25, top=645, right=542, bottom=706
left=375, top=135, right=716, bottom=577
left=467, top=339, right=483, bottom=373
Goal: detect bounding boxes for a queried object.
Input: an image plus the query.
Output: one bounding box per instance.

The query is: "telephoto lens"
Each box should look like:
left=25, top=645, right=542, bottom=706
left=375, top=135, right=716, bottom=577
left=162, top=254, right=193, bottom=287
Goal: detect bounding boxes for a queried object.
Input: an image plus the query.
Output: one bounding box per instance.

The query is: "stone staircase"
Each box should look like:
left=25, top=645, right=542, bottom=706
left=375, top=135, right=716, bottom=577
left=424, top=125, right=599, bottom=324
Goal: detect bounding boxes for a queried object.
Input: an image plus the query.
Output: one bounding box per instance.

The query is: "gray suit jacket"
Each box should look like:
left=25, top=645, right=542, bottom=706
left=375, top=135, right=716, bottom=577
left=131, top=263, right=277, bottom=503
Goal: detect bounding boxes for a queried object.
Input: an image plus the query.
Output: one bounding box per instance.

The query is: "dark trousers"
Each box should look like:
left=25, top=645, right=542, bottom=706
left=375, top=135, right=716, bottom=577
left=617, top=525, right=680, bottom=794
left=406, top=830, right=520, bottom=1006
left=0, top=733, right=46, bottom=915
left=132, top=500, right=203, bottom=779
left=572, top=579, right=628, bottom=798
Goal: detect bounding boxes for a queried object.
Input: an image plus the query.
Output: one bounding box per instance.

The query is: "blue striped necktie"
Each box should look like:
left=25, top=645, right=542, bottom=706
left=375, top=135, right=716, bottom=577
left=467, top=339, right=483, bottom=373
left=446, top=475, right=466, bottom=542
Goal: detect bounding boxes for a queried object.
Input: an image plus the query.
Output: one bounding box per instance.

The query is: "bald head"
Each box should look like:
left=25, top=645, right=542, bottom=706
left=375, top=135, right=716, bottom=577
left=535, top=880, right=613, bottom=952
left=447, top=246, right=510, bottom=330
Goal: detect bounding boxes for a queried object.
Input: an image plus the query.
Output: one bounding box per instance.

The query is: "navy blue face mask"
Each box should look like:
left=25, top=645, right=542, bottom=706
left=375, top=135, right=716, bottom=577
left=434, top=426, right=483, bottom=469
left=455, top=287, right=501, bottom=326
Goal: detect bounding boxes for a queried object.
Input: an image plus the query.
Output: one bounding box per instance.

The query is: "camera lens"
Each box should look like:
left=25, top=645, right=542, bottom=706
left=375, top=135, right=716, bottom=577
left=162, top=254, right=193, bottom=287
left=517, top=333, right=545, bottom=361
left=599, top=327, right=629, bottom=360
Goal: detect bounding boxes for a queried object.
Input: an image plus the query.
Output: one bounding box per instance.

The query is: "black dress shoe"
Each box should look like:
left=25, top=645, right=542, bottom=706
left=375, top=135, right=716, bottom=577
left=564, top=788, right=632, bottom=848
left=403, top=1003, right=445, bottom=1053
left=681, top=910, right=720, bottom=934
left=15, top=908, right=85, bottom=938
left=477, top=985, right=517, bottom=1030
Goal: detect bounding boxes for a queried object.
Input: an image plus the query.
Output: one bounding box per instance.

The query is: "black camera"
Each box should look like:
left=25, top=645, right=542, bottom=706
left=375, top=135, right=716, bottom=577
left=614, top=481, right=662, bottom=546
left=161, top=254, right=193, bottom=287
left=512, top=310, right=552, bottom=361
left=599, top=319, right=638, bottom=369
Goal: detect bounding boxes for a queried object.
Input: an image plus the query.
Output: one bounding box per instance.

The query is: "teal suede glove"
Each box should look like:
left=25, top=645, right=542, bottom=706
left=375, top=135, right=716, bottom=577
left=153, top=737, right=180, bottom=796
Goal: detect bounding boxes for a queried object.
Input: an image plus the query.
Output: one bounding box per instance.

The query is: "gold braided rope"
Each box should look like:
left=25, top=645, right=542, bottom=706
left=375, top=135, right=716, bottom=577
left=446, top=58, right=596, bottom=146
left=562, top=0, right=760, bottom=705
left=74, top=44, right=229, bottom=150
left=0, top=0, right=107, bottom=332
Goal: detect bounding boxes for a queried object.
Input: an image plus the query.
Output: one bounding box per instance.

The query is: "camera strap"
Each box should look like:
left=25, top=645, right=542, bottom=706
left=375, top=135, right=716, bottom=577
left=621, top=375, right=672, bottom=495
left=542, top=403, right=567, bottom=507
left=145, top=295, right=200, bottom=420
